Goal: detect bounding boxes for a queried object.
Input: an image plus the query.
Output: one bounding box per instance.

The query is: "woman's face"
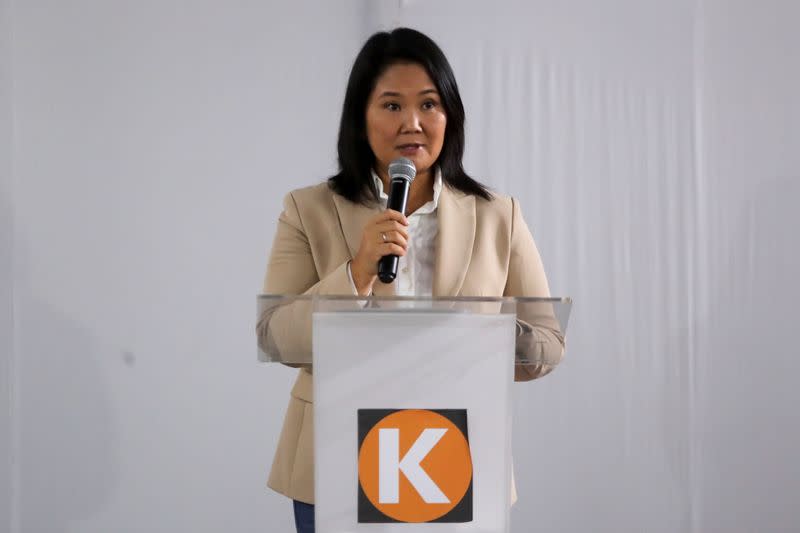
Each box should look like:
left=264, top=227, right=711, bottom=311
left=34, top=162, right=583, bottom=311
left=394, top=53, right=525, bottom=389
left=365, top=62, right=447, bottom=179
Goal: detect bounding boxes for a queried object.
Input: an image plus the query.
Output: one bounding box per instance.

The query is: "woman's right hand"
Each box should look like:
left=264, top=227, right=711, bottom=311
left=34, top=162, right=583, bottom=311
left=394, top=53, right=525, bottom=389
left=350, top=209, right=409, bottom=295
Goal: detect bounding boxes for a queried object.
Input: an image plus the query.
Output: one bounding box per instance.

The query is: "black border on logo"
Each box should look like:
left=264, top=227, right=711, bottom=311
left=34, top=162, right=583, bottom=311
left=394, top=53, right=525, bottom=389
left=357, top=408, right=473, bottom=523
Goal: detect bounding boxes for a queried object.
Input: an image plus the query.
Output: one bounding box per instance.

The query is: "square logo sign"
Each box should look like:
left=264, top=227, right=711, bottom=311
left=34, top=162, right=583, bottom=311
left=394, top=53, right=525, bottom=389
left=357, top=408, right=473, bottom=523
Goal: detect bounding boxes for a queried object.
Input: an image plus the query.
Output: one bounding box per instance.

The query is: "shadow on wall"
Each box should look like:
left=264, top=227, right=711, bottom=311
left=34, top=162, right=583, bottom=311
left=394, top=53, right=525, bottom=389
left=15, top=241, right=118, bottom=532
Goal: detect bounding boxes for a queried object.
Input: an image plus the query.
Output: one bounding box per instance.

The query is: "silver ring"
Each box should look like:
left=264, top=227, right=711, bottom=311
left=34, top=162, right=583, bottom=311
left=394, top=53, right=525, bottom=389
left=381, top=232, right=387, bottom=242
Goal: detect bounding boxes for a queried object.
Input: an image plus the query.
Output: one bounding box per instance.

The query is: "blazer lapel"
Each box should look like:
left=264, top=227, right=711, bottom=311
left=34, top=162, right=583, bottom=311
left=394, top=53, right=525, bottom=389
left=433, top=185, right=476, bottom=296
left=331, top=193, right=397, bottom=297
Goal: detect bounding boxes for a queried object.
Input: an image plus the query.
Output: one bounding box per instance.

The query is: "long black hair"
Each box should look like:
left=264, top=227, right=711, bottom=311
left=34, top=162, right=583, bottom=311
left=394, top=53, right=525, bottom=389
left=328, top=27, right=493, bottom=205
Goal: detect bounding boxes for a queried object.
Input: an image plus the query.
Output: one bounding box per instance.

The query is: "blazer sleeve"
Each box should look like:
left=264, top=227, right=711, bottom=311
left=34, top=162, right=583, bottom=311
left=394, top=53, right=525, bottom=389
left=503, top=197, right=566, bottom=381
left=256, top=191, right=356, bottom=369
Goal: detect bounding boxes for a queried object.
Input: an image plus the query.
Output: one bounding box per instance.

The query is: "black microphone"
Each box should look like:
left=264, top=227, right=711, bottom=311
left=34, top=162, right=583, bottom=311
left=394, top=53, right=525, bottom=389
left=378, top=158, right=416, bottom=283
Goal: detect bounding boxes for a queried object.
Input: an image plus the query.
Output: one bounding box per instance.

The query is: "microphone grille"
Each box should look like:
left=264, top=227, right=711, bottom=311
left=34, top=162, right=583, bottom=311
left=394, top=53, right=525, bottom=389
left=388, top=158, right=416, bottom=183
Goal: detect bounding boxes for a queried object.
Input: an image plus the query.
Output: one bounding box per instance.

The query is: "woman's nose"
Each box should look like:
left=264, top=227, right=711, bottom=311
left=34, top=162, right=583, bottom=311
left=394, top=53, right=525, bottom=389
left=400, top=109, right=422, bottom=132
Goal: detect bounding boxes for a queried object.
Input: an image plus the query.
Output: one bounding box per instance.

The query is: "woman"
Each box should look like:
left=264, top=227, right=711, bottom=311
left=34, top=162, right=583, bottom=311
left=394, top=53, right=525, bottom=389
left=258, top=28, right=564, bottom=533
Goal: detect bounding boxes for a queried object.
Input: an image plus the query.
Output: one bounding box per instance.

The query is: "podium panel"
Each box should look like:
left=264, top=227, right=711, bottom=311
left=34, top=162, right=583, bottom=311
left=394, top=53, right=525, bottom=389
left=313, top=310, right=515, bottom=533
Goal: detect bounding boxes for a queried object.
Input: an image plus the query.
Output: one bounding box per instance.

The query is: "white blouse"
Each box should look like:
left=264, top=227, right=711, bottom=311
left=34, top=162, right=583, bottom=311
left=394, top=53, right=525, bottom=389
left=347, top=168, right=443, bottom=296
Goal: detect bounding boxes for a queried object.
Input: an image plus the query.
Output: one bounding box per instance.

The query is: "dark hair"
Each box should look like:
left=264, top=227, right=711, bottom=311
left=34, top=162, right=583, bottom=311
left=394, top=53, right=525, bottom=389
left=328, top=27, right=493, bottom=205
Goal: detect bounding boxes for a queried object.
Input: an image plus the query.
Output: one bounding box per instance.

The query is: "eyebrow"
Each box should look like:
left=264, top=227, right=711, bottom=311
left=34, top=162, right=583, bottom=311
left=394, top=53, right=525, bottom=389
left=378, top=89, right=439, bottom=98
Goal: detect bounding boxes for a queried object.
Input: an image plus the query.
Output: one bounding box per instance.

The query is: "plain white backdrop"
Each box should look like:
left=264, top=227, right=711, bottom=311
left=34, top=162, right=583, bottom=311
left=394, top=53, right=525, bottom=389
left=2, top=1, right=798, bottom=532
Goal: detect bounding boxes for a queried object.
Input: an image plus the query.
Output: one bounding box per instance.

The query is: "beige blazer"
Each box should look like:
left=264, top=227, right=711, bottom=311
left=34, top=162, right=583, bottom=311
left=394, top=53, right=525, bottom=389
left=258, top=181, right=564, bottom=504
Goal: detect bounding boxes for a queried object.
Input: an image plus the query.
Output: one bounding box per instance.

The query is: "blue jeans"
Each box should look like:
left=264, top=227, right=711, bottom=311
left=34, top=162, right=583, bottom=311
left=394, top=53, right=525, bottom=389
left=293, top=500, right=315, bottom=533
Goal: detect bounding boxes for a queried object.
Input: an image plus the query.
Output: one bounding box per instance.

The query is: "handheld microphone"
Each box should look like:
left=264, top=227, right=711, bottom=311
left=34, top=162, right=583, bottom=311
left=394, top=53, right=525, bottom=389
left=378, top=157, right=416, bottom=283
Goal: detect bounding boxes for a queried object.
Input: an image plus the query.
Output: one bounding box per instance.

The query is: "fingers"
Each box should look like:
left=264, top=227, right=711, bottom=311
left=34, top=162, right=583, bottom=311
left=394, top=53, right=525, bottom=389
left=356, top=209, right=411, bottom=275
left=372, top=209, right=409, bottom=227
left=379, top=242, right=407, bottom=257
left=373, top=232, right=407, bottom=259
left=375, top=220, right=409, bottom=241
left=377, top=227, right=408, bottom=248
left=386, top=230, right=408, bottom=247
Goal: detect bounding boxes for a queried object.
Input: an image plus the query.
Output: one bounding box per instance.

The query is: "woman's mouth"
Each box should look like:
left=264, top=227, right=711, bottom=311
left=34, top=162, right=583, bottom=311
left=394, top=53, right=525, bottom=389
left=397, top=143, right=424, bottom=155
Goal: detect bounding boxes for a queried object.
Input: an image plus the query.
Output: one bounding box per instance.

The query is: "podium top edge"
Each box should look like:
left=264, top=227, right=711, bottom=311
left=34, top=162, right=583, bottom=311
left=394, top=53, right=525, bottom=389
left=257, top=294, right=572, bottom=304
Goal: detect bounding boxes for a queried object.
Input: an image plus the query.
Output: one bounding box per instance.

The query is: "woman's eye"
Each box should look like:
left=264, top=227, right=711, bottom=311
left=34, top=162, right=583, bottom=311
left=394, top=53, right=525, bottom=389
left=384, top=102, right=400, bottom=111
left=422, top=100, right=438, bottom=110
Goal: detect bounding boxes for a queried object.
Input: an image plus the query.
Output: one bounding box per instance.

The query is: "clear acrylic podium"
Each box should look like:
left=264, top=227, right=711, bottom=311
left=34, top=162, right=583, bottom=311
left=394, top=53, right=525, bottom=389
left=257, top=295, right=571, bottom=533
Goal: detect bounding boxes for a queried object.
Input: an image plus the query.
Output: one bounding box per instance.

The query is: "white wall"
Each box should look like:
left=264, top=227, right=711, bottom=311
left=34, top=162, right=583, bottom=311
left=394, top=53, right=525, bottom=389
left=697, top=1, right=800, bottom=530
left=5, top=1, right=799, bottom=532
left=10, top=1, right=363, bottom=531
left=1, top=0, right=16, bottom=531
